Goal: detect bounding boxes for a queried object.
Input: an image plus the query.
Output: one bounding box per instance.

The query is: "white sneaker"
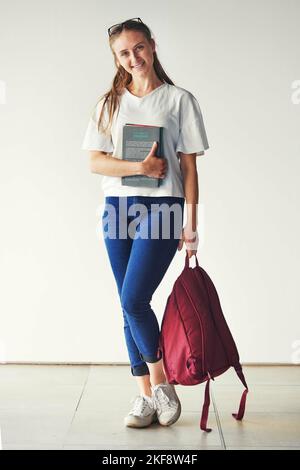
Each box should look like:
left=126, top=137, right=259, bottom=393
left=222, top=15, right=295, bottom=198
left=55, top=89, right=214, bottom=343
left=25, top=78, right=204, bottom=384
left=124, top=395, right=158, bottom=428
left=151, top=382, right=181, bottom=426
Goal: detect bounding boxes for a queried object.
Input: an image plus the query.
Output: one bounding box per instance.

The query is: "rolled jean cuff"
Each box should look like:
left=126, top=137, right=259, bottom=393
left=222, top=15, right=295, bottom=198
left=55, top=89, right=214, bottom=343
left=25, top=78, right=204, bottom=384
left=139, top=348, right=162, bottom=363
left=131, top=364, right=150, bottom=376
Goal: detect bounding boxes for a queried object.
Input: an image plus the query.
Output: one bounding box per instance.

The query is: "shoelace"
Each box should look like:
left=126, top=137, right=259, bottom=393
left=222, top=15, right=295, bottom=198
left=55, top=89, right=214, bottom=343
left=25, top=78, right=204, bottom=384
left=153, top=385, right=177, bottom=411
left=130, top=395, right=154, bottom=416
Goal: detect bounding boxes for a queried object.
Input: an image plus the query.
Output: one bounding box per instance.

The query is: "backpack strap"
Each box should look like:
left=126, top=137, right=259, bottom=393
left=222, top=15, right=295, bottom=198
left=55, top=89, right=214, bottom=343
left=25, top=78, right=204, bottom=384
left=185, top=252, right=199, bottom=269
left=200, top=368, right=248, bottom=431
left=232, top=366, right=249, bottom=420
left=200, top=378, right=212, bottom=432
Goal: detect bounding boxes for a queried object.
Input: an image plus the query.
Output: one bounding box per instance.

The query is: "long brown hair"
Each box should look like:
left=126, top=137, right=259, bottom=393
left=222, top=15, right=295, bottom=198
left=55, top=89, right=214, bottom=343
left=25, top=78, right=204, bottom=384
left=96, top=19, right=175, bottom=136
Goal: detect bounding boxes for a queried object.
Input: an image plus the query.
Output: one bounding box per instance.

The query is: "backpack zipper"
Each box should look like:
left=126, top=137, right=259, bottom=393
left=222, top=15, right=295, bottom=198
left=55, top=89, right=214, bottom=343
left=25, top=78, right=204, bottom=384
left=180, top=277, right=207, bottom=377
left=173, top=286, right=195, bottom=372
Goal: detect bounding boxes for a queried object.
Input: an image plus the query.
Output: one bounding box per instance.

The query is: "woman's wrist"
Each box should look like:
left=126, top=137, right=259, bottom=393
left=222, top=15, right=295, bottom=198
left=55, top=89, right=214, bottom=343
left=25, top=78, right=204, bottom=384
left=184, top=222, right=198, bottom=232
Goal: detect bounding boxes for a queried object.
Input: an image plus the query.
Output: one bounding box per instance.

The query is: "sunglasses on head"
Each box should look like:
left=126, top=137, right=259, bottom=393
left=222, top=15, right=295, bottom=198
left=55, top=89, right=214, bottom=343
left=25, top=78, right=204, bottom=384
left=108, top=17, right=144, bottom=37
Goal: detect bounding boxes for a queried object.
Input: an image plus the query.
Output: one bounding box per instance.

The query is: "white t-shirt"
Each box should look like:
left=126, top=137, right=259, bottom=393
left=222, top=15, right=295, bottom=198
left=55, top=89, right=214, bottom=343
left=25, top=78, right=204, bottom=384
left=81, top=83, right=209, bottom=198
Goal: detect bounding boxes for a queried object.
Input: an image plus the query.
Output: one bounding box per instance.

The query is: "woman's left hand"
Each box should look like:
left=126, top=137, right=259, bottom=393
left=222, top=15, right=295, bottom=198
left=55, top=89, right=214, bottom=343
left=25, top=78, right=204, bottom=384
left=177, top=225, right=199, bottom=258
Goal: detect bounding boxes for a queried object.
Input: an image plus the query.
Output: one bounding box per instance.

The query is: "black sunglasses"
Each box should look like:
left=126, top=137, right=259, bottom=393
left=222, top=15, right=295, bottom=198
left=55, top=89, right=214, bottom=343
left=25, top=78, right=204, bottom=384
left=108, top=17, right=144, bottom=37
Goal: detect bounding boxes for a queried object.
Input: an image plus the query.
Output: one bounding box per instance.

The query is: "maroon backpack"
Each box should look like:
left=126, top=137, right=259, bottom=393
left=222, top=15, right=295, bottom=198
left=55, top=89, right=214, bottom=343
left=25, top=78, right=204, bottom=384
left=158, top=252, right=248, bottom=432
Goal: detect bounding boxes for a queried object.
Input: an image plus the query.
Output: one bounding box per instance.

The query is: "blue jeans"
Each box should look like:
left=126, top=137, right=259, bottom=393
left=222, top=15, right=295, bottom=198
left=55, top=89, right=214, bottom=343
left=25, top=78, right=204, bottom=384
left=101, top=196, right=185, bottom=376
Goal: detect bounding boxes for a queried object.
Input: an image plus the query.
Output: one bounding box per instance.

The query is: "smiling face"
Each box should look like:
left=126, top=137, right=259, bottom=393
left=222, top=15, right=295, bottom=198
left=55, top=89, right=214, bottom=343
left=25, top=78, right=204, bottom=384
left=112, top=30, right=156, bottom=77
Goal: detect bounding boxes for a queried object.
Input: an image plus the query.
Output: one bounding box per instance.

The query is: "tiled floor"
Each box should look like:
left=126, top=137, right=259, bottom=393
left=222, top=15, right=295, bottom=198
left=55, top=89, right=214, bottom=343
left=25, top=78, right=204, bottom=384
left=0, top=364, right=299, bottom=450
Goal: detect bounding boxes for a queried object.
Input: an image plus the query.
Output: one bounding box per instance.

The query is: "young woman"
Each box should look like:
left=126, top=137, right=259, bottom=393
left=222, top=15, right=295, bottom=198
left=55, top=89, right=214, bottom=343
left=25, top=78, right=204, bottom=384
left=81, top=18, right=209, bottom=429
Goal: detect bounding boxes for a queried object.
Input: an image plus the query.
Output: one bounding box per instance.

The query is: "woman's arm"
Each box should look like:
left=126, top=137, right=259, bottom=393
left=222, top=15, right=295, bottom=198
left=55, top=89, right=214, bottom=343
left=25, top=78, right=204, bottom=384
left=89, top=142, right=168, bottom=179
left=89, top=151, right=144, bottom=177
left=178, top=152, right=199, bottom=257
left=180, top=153, right=198, bottom=230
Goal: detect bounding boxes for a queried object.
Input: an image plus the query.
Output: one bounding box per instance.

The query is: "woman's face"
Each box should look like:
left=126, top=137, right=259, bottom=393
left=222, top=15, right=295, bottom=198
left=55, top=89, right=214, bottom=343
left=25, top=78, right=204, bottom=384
left=112, top=30, right=155, bottom=77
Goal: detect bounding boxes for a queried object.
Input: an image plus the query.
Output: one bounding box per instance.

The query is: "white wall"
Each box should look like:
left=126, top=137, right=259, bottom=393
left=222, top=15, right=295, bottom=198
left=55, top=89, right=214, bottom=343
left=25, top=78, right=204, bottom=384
left=0, top=0, right=299, bottom=364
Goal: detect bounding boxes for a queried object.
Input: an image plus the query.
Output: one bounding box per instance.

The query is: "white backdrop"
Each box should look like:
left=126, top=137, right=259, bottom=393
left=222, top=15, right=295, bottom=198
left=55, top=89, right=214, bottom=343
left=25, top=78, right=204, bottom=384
left=0, top=0, right=299, bottom=364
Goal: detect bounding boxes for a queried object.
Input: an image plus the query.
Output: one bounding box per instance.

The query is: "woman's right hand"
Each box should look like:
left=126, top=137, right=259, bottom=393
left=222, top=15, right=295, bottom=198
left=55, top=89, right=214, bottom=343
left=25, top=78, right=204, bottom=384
left=141, top=141, right=168, bottom=179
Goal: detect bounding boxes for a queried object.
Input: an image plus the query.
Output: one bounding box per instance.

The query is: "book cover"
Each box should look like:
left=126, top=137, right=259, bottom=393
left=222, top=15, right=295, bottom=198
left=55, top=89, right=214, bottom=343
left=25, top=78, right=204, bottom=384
left=121, top=123, right=164, bottom=188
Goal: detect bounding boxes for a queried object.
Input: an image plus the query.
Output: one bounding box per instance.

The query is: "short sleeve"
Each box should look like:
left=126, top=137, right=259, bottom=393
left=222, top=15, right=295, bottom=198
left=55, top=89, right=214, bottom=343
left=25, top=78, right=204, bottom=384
left=81, top=98, right=114, bottom=153
left=176, top=92, right=209, bottom=156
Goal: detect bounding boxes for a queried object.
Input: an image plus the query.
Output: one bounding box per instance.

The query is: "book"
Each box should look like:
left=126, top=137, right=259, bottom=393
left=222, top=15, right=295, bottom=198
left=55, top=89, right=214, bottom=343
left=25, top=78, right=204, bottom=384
left=121, top=123, right=164, bottom=188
